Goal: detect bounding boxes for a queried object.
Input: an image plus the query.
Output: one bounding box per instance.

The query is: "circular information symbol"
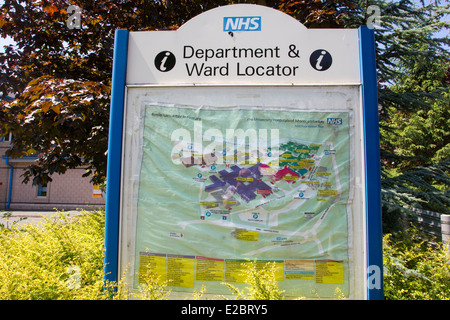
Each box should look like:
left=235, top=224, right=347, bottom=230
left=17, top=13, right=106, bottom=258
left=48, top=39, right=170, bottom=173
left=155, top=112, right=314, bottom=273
left=309, top=49, right=332, bottom=71
left=154, top=51, right=176, bottom=72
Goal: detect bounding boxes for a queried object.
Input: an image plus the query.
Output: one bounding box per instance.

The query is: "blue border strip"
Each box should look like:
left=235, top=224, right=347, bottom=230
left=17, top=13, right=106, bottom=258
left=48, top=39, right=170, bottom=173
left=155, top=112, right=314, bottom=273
left=104, top=29, right=129, bottom=285
left=359, top=26, right=384, bottom=300
left=4, top=157, right=13, bottom=210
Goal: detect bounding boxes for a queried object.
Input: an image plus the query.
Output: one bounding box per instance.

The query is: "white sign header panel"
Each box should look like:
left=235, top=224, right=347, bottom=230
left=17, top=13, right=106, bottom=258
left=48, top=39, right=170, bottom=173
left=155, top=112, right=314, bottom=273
left=126, top=4, right=360, bottom=85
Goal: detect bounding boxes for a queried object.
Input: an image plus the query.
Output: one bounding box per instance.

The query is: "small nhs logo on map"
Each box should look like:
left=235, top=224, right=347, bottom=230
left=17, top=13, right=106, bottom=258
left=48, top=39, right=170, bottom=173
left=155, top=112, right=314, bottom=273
left=223, top=16, right=261, bottom=31
left=327, top=118, right=343, bottom=125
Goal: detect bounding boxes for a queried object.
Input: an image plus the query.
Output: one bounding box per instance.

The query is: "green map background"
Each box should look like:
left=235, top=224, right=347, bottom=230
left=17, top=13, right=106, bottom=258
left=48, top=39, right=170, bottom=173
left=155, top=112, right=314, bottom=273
left=134, top=104, right=352, bottom=298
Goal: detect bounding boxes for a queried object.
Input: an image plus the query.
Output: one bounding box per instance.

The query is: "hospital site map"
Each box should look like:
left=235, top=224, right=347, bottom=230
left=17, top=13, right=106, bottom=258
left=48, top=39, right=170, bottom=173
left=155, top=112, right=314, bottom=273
left=134, top=104, right=353, bottom=298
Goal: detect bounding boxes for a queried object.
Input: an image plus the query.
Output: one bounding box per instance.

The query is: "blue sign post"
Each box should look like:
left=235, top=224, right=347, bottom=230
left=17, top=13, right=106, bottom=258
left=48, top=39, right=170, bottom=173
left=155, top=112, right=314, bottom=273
left=104, top=29, right=128, bottom=285
left=359, top=26, right=384, bottom=300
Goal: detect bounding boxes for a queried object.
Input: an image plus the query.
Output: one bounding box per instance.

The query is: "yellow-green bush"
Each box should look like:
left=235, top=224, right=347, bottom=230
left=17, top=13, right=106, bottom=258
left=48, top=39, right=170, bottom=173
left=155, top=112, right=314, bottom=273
left=0, top=210, right=105, bottom=300
left=2, top=209, right=450, bottom=300
left=222, top=260, right=285, bottom=300
left=383, top=230, right=450, bottom=300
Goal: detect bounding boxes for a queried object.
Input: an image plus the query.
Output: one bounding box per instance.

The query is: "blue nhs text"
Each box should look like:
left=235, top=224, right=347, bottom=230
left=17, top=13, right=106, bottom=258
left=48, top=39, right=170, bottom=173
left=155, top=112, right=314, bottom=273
left=223, top=16, right=261, bottom=31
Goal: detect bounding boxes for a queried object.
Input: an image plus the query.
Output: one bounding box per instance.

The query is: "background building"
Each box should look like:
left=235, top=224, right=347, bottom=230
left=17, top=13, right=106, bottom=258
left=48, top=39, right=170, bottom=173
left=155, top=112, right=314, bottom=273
left=0, top=135, right=105, bottom=211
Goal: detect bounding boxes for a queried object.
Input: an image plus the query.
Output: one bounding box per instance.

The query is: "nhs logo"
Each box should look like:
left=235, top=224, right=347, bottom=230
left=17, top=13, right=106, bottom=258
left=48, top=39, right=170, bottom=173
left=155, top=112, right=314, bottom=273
left=327, top=118, right=343, bottom=125
left=223, top=16, right=261, bottom=31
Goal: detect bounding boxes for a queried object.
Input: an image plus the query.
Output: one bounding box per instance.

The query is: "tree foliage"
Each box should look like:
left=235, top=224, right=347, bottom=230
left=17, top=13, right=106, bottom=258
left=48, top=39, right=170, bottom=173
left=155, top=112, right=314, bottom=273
left=383, top=230, right=450, bottom=300
left=2, top=75, right=111, bottom=184
left=0, top=0, right=230, bottom=184
left=0, top=0, right=355, bottom=185
left=0, top=0, right=449, bottom=223
left=341, top=0, right=450, bottom=219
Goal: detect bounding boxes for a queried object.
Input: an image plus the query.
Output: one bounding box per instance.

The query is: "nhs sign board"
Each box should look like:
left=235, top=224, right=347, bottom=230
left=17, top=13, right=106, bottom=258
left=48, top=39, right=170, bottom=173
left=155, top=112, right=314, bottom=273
left=223, top=16, right=261, bottom=31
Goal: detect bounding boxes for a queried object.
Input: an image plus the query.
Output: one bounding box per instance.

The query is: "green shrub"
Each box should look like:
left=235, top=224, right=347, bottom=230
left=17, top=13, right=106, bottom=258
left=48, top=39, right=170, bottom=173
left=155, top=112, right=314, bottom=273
left=383, top=230, right=450, bottom=300
left=132, top=270, right=172, bottom=300
left=222, top=260, right=285, bottom=300
left=0, top=210, right=105, bottom=300
left=3, top=209, right=449, bottom=300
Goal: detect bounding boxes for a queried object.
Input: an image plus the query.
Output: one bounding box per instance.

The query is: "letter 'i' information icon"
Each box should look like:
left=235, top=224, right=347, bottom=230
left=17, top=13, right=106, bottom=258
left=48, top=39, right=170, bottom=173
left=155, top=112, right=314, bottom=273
left=154, top=51, right=176, bottom=72
left=309, top=49, right=332, bottom=71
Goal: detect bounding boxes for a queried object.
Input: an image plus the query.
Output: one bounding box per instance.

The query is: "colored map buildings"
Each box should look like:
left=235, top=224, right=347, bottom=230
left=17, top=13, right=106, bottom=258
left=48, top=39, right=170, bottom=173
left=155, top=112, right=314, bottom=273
left=205, top=164, right=273, bottom=204
left=182, top=140, right=330, bottom=210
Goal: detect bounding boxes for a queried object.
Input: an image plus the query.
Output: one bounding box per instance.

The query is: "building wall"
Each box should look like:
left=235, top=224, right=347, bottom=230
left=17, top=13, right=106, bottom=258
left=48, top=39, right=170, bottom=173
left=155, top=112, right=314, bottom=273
left=0, top=166, right=10, bottom=209
left=0, top=138, right=13, bottom=209
left=0, top=139, right=105, bottom=210
left=6, top=162, right=105, bottom=210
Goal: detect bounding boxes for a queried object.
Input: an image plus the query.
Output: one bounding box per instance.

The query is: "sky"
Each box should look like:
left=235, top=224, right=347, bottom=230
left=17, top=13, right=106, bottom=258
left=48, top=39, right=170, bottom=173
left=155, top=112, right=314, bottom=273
left=0, top=35, right=14, bottom=53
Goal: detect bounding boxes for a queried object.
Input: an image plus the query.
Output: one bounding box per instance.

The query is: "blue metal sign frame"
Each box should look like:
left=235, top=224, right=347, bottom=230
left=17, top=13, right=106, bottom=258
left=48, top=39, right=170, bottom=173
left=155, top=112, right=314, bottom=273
left=104, top=29, right=129, bottom=285
left=359, top=26, right=384, bottom=300
left=104, top=26, right=383, bottom=299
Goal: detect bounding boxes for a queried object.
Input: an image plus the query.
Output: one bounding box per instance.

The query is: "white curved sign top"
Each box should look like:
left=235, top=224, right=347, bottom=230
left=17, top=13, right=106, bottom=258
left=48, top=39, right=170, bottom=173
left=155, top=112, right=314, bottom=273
left=126, top=4, right=361, bottom=85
